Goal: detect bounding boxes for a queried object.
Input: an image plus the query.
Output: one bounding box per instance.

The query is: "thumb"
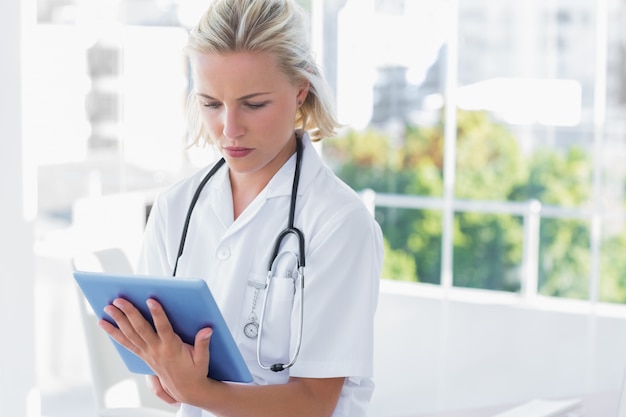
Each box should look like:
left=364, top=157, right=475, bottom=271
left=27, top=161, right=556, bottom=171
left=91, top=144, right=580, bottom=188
left=193, top=327, right=213, bottom=368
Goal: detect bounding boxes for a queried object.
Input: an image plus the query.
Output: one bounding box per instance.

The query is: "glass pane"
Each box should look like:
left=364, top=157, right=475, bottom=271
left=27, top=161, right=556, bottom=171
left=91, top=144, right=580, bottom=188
left=32, top=25, right=191, bottom=225
left=600, top=215, right=626, bottom=304
left=376, top=207, right=442, bottom=284
left=37, top=0, right=180, bottom=25
left=538, top=218, right=590, bottom=300
left=512, top=128, right=593, bottom=207
left=30, top=5, right=205, bottom=262
left=327, top=0, right=448, bottom=197
left=453, top=110, right=529, bottom=202
left=456, top=0, right=596, bottom=206
left=606, top=0, right=626, bottom=115
left=452, top=212, right=523, bottom=292
left=323, top=125, right=444, bottom=196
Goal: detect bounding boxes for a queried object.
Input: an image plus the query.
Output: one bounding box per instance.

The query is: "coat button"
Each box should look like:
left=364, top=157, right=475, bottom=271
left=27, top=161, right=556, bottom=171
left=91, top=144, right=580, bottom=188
left=217, top=247, right=231, bottom=260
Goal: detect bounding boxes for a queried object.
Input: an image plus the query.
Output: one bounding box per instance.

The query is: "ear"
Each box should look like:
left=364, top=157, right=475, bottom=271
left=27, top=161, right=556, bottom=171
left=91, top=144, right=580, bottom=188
left=296, top=82, right=310, bottom=106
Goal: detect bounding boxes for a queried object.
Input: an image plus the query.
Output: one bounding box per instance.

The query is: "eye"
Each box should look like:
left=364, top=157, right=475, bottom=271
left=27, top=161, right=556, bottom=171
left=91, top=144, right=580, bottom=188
left=245, top=101, right=268, bottom=110
left=202, top=101, right=222, bottom=109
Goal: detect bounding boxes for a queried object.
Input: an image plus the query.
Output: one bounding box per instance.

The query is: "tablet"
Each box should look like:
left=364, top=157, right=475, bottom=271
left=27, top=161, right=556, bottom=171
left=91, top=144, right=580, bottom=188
left=73, top=270, right=253, bottom=383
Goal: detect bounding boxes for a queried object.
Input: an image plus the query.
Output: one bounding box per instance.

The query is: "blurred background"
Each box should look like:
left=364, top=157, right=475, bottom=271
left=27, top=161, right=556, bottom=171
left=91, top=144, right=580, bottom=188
left=2, top=0, right=626, bottom=416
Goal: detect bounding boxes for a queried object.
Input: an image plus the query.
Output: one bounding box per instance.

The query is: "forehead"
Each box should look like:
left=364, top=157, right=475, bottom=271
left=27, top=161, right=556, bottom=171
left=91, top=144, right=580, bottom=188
left=190, top=51, right=294, bottom=95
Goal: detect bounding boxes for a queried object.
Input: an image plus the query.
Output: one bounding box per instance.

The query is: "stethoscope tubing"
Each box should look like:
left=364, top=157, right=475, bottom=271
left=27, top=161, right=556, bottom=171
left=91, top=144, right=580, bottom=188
left=172, top=136, right=306, bottom=373
left=172, top=158, right=226, bottom=277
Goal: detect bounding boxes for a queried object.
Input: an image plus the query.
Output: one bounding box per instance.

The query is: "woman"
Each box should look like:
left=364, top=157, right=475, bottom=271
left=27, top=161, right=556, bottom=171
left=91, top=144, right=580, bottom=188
left=99, top=1, right=384, bottom=416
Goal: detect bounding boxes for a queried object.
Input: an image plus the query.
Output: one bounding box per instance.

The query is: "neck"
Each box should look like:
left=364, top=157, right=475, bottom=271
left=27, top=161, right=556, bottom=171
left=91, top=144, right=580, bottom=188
left=230, top=135, right=299, bottom=219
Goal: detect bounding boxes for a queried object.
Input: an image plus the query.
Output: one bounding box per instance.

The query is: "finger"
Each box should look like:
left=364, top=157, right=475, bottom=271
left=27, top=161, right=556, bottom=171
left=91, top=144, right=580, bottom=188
left=98, top=318, right=141, bottom=355
left=146, top=298, right=176, bottom=340
left=98, top=317, right=124, bottom=341
left=106, top=298, right=158, bottom=346
left=193, top=327, right=212, bottom=370
left=102, top=303, right=142, bottom=349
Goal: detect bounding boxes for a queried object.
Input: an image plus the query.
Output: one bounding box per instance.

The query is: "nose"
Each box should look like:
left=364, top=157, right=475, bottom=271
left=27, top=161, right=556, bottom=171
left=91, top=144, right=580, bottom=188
left=222, top=107, right=245, bottom=138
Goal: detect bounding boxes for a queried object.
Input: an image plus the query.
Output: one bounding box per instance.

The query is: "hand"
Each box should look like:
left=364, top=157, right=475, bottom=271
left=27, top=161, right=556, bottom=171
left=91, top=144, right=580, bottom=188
left=147, top=375, right=179, bottom=405
left=99, top=298, right=214, bottom=403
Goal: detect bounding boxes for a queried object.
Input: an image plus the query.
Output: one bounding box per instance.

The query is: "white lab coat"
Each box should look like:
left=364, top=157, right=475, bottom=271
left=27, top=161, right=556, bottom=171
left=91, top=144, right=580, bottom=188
left=137, top=132, right=384, bottom=417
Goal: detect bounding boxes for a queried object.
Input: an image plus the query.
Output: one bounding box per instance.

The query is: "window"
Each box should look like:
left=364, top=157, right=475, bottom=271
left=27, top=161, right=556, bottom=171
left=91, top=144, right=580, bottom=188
left=31, top=0, right=626, bottom=303
left=322, top=0, right=626, bottom=302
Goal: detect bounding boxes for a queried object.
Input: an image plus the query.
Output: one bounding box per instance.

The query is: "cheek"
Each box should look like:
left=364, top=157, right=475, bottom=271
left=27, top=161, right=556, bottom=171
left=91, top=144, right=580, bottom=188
left=262, top=104, right=297, bottom=131
left=200, top=110, right=223, bottom=135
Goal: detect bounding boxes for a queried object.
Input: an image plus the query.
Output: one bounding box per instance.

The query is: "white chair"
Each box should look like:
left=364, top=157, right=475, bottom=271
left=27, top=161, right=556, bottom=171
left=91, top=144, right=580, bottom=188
left=72, top=248, right=178, bottom=417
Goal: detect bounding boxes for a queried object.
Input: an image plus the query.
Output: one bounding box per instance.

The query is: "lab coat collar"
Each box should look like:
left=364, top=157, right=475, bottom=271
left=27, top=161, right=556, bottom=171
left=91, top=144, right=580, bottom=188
left=264, top=131, right=322, bottom=199
left=204, top=131, right=322, bottom=232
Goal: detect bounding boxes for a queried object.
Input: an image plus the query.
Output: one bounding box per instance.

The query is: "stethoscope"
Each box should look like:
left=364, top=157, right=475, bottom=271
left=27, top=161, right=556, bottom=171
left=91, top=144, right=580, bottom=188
left=172, top=137, right=305, bottom=373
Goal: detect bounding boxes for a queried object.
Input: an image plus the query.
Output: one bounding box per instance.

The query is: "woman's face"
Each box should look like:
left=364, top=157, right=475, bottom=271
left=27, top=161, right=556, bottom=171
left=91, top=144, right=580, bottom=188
left=191, top=51, right=308, bottom=179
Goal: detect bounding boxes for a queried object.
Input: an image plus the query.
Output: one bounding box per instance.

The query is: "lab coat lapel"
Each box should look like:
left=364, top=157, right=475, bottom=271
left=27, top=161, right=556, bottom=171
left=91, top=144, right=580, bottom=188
left=207, top=165, right=273, bottom=241
left=219, top=154, right=296, bottom=239
left=209, top=133, right=322, bottom=239
left=207, top=166, right=235, bottom=231
left=265, top=134, right=321, bottom=201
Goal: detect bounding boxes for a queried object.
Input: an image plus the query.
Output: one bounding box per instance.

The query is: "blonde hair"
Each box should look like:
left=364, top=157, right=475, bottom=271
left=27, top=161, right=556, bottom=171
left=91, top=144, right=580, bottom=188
left=185, top=0, right=340, bottom=145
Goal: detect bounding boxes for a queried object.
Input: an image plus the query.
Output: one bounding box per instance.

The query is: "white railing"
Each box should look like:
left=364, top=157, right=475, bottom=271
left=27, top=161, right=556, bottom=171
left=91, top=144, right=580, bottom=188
left=361, top=190, right=616, bottom=302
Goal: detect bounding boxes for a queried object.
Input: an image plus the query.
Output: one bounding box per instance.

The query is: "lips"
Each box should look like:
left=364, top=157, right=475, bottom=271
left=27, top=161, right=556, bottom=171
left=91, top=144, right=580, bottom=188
left=223, top=146, right=254, bottom=158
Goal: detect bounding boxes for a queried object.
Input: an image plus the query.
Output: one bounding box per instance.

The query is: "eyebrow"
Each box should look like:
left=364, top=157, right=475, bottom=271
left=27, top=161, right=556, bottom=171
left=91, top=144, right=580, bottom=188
left=196, top=92, right=271, bottom=101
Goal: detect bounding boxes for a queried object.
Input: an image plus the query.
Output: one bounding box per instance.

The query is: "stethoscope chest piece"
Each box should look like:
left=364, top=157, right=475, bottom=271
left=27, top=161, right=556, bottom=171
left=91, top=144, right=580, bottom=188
left=256, top=250, right=304, bottom=373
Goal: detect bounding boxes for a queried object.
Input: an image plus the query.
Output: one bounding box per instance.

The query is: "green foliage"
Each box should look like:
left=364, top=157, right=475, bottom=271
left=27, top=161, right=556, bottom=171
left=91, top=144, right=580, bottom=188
left=512, top=147, right=592, bottom=206
left=324, top=129, right=392, bottom=192
left=324, top=109, right=626, bottom=303
left=538, top=218, right=590, bottom=299
left=453, top=212, right=523, bottom=291
left=325, top=126, right=444, bottom=283
left=455, top=111, right=527, bottom=200
left=382, top=238, right=417, bottom=281
left=601, top=228, right=626, bottom=303
left=405, top=209, right=442, bottom=284
left=511, top=147, right=593, bottom=298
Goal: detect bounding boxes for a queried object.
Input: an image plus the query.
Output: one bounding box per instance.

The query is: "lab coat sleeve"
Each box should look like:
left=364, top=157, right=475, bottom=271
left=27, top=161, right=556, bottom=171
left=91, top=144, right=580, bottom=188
left=289, top=199, right=383, bottom=379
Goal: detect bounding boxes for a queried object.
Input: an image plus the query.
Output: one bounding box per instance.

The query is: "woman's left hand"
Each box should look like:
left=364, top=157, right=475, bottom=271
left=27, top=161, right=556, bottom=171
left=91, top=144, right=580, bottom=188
left=147, top=375, right=179, bottom=405
left=99, top=298, right=213, bottom=403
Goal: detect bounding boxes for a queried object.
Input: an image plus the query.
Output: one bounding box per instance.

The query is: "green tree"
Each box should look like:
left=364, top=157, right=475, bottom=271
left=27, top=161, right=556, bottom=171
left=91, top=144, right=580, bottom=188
left=325, top=110, right=626, bottom=303
left=325, top=110, right=526, bottom=288
left=601, top=229, right=626, bottom=303
left=324, top=128, right=432, bottom=282
left=382, top=238, right=417, bottom=282
left=455, top=111, right=527, bottom=200
left=452, top=111, right=526, bottom=290
left=512, top=147, right=593, bottom=299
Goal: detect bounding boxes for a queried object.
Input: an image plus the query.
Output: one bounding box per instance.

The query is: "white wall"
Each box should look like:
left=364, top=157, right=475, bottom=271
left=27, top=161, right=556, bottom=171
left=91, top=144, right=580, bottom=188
left=0, top=0, right=38, bottom=415
left=370, top=280, right=626, bottom=416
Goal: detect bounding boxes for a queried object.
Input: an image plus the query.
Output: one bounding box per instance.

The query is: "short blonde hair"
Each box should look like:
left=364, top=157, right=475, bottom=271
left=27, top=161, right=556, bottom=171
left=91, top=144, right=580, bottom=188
left=185, top=0, right=340, bottom=145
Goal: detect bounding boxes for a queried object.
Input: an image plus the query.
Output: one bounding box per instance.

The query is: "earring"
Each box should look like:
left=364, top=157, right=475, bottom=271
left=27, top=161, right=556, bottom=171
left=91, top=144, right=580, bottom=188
left=297, top=100, right=302, bottom=106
